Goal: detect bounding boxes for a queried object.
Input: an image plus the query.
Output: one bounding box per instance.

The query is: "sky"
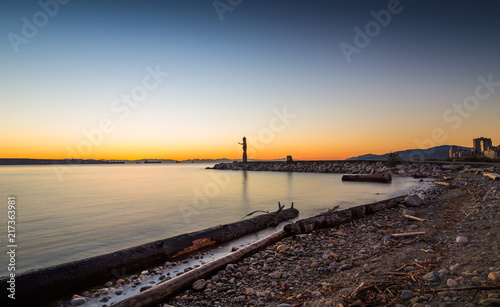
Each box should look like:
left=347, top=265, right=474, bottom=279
left=1, top=0, right=499, bottom=161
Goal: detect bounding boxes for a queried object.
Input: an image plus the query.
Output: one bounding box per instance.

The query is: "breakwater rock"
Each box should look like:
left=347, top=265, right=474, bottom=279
left=211, top=161, right=474, bottom=177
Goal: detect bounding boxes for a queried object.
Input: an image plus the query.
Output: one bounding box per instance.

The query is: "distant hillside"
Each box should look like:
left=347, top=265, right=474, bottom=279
left=347, top=145, right=471, bottom=161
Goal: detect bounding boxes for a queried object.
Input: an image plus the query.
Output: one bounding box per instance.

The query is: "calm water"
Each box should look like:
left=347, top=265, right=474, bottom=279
left=0, top=164, right=423, bottom=276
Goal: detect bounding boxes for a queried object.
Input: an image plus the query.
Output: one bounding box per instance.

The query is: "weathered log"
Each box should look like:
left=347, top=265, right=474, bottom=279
left=111, top=230, right=287, bottom=307
left=484, top=172, right=500, bottom=181
left=434, top=181, right=454, bottom=188
left=342, top=174, right=392, bottom=183
left=283, top=195, right=405, bottom=235
left=0, top=205, right=298, bottom=305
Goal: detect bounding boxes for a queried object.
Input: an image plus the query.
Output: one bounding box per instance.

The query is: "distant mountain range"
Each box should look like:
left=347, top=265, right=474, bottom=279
left=346, top=145, right=471, bottom=161
left=0, top=158, right=233, bottom=165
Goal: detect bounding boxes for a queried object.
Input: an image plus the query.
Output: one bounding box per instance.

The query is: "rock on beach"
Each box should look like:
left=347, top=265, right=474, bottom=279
left=405, top=194, right=423, bottom=207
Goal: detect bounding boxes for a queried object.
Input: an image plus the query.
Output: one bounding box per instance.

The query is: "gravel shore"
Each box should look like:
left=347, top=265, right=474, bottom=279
left=161, top=170, right=500, bottom=307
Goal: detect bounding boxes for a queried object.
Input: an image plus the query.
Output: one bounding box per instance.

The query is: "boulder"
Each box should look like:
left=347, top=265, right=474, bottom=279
left=405, top=194, right=423, bottom=207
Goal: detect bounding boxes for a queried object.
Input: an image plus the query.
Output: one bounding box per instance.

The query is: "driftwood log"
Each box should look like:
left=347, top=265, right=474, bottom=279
left=0, top=204, right=298, bottom=305
left=111, top=230, right=288, bottom=307
left=115, top=196, right=407, bottom=306
left=484, top=172, right=500, bottom=181
left=284, top=195, right=405, bottom=235
left=341, top=174, right=392, bottom=183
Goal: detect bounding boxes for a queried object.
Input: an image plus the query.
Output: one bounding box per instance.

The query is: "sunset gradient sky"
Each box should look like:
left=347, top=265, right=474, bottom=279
left=1, top=0, right=499, bottom=160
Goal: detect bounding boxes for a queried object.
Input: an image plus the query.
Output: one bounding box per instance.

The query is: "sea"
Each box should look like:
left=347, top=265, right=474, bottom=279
left=0, top=163, right=425, bottom=277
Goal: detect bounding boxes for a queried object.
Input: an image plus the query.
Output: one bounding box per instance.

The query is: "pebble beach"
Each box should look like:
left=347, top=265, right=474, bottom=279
left=60, top=162, right=500, bottom=307
left=162, top=165, right=500, bottom=307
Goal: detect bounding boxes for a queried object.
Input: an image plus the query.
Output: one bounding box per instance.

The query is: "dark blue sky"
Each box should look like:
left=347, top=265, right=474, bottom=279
left=1, top=0, right=499, bottom=159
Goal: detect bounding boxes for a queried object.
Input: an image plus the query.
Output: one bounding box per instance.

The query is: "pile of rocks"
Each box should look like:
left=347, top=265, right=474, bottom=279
left=163, top=170, right=499, bottom=307
left=211, top=161, right=471, bottom=177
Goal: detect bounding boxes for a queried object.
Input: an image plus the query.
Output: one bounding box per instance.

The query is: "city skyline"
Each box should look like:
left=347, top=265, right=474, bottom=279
left=1, top=1, right=500, bottom=161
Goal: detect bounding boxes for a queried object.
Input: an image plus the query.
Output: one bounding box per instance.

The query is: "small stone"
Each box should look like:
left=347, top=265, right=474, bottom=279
left=456, top=236, right=469, bottom=244
left=488, top=272, right=500, bottom=282
left=403, top=209, right=416, bottom=216
left=400, top=290, right=414, bottom=300
left=115, top=288, right=123, bottom=295
left=71, top=297, right=86, bottom=306
left=447, top=279, right=458, bottom=287
left=438, top=268, right=450, bottom=275
left=256, top=291, right=267, bottom=298
left=450, top=264, right=460, bottom=272
left=409, top=297, right=421, bottom=304
left=104, top=281, right=113, bottom=287
left=310, top=262, right=320, bottom=268
left=423, top=271, right=440, bottom=282
left=212, top=275, right=220, bottom=283
left=116, top=279, right=125, bottom=286
left=269, top=271, right=281, bottom=279
left=192, top=279, right=207, bottom=291
left=276, top=244, right=287, bottom=252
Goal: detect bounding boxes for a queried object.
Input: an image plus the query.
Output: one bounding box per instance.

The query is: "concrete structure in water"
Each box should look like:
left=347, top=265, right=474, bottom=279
left=239, top=136, right=248, bottom=163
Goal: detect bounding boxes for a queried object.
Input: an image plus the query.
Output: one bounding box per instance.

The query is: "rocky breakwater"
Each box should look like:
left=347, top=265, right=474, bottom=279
left=211, top=161, right=469, bottom=177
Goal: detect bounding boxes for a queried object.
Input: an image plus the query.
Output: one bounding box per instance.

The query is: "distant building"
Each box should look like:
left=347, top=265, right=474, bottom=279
left=484, top=150, right=498, bottom=159
left=450, top=137, right=498, bottom=159
left=449, top=146, right=471, bottom=159
left=473, top=137, right=493, bottom=154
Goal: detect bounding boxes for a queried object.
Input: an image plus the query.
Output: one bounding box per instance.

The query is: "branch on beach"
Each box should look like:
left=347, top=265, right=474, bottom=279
left=403, top=214, right=427, bottom=222
left=241, top=201, right=288, bottom=220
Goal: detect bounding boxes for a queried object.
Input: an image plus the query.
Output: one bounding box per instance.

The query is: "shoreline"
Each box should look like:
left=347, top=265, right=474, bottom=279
left=161, top=167, right=499, bottom=307
left=6, top=162, right=498, bottom=306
